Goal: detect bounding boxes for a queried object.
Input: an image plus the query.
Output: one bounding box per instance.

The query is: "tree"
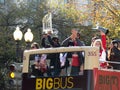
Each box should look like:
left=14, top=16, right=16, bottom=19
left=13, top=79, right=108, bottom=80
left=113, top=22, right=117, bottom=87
left=91, top=0, right=120, bottom=41
left=46, top=0, right=93, bottom=44
left=3, top=0, right=120, bottom=66
left=0, top=1, right=19, bottom=64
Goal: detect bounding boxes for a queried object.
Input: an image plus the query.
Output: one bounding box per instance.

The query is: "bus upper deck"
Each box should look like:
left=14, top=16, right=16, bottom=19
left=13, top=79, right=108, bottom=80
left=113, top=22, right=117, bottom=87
left=22, top=46, right=120, bottom=90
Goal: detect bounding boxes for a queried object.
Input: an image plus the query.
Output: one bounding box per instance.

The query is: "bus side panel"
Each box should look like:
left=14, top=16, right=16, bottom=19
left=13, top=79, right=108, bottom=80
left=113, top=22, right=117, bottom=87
left=93, top=68, right=120, bottom=90
left=86, top=70, right=94, bottom=90
left=22, top=70, right=94, bottom=90
left=22, top=73, right=36, bottom=90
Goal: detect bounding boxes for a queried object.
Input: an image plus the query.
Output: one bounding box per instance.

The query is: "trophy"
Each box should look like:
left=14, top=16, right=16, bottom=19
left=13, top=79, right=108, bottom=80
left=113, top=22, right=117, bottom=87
left=97, top=26, right=109, bottom=34
left=92, top=23, right=109, bottom=34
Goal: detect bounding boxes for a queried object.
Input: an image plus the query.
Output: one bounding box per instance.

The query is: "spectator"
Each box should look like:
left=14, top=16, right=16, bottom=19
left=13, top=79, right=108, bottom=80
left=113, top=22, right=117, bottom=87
left=61, top=28, right=84, bottom=76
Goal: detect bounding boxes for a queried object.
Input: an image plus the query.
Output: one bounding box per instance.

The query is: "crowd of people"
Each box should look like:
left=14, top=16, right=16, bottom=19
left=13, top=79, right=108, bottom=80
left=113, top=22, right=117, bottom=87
left=30, top=28, right=120, bottom=77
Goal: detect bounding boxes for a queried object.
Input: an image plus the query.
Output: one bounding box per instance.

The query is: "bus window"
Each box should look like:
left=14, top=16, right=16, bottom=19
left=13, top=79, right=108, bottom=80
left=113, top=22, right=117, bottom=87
left=29, top=51, right=85, bottom=78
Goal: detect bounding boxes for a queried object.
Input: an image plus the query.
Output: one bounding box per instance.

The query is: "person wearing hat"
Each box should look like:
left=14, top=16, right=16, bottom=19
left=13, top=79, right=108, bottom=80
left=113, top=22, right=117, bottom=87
left=30, top=42, right=47, bottom=77
left=41, top=32, right=52, bottom=48
left=107, top=40, right=120, bottom=69
left=41, top=31, right=62, bottom=76
left=46, top=36, right=61, bottom=76
left=31, top=42, right=39, bottom=49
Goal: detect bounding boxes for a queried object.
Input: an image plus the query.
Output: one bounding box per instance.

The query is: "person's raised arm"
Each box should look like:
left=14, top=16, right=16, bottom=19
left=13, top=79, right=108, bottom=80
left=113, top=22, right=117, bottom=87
left=100, top=31, right=106, bottom=50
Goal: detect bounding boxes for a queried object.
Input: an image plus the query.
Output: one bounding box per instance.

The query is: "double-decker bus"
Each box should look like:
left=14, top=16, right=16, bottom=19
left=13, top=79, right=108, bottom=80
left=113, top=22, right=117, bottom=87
left=22, top=46, right=120, bottom=90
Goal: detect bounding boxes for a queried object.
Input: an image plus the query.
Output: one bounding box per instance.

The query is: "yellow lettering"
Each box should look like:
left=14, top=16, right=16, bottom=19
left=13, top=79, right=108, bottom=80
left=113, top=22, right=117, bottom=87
left=61, top=77, right=67, bottom=89
left=43, top=78, right=46, bottom=89
left=36, top=77, right=74, bottom=90
left=54, top=78, right=60, bottom=89
left=46, top=78, right=53, bottom=89
left=67, top=77, right=74, bottom=88
left=36, top=79, right=43, bottom=89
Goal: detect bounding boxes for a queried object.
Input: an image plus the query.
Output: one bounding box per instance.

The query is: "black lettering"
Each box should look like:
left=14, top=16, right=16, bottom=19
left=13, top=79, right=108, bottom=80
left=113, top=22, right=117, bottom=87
left=110, top=76, right=119, bottom=90
left=106, top=76, right=110, bottom=85
left=98, top=75, right=119, bottom=90
left=99, top=75, right=104, bottom=84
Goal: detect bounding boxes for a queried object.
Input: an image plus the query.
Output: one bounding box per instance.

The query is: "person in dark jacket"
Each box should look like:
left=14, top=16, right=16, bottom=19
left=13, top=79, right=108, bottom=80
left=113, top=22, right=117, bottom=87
left=61, top=28, right=84, bottom=76
left=62, top=29, right=83, bottom=47
left=41, top=32, right=52, bottom=48
left=108, top=40, right=120, bottom=69
left=41, top=32, right=61, bottom=76
left=47, top=36, right=61, bottom=76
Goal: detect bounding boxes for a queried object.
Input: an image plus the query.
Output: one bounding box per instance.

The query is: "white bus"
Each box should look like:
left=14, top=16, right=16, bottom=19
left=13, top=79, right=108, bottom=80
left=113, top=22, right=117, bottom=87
left=22, top=46, right=120, bottom=90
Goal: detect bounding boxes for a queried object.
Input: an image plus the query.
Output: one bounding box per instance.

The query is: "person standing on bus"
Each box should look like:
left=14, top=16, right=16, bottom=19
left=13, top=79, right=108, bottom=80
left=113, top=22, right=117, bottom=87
left=41, top=31, right=52, bottom=48
left=61, top=28, right=84, bottom=76
left=92, top=31, right=107, bottom=68
left=107, top=40, right=120, bottom=69
left=30, top=42, right=46, bottom=77
left=47, top=36, right=61, bottom=76
left=91, top=36, right=99, bottom=46
left=118, top=40, right=120, bottom=50
left=41, top=32, right=61, bottom=76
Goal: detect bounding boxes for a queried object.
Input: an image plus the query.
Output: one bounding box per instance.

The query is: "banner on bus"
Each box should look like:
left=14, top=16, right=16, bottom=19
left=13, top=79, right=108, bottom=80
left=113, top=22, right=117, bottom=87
left=94, top=68, right=120, bottom=90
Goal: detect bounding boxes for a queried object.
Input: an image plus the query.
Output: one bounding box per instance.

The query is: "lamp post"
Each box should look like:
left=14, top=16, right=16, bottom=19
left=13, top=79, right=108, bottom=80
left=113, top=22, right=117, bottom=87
left=13, top=26, right=23, bottom=62
left=13, top=27, right=33, bottom=89
left=24, top=28, right=34, bottom=50
left=13, top=27, right=34, bottom=62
